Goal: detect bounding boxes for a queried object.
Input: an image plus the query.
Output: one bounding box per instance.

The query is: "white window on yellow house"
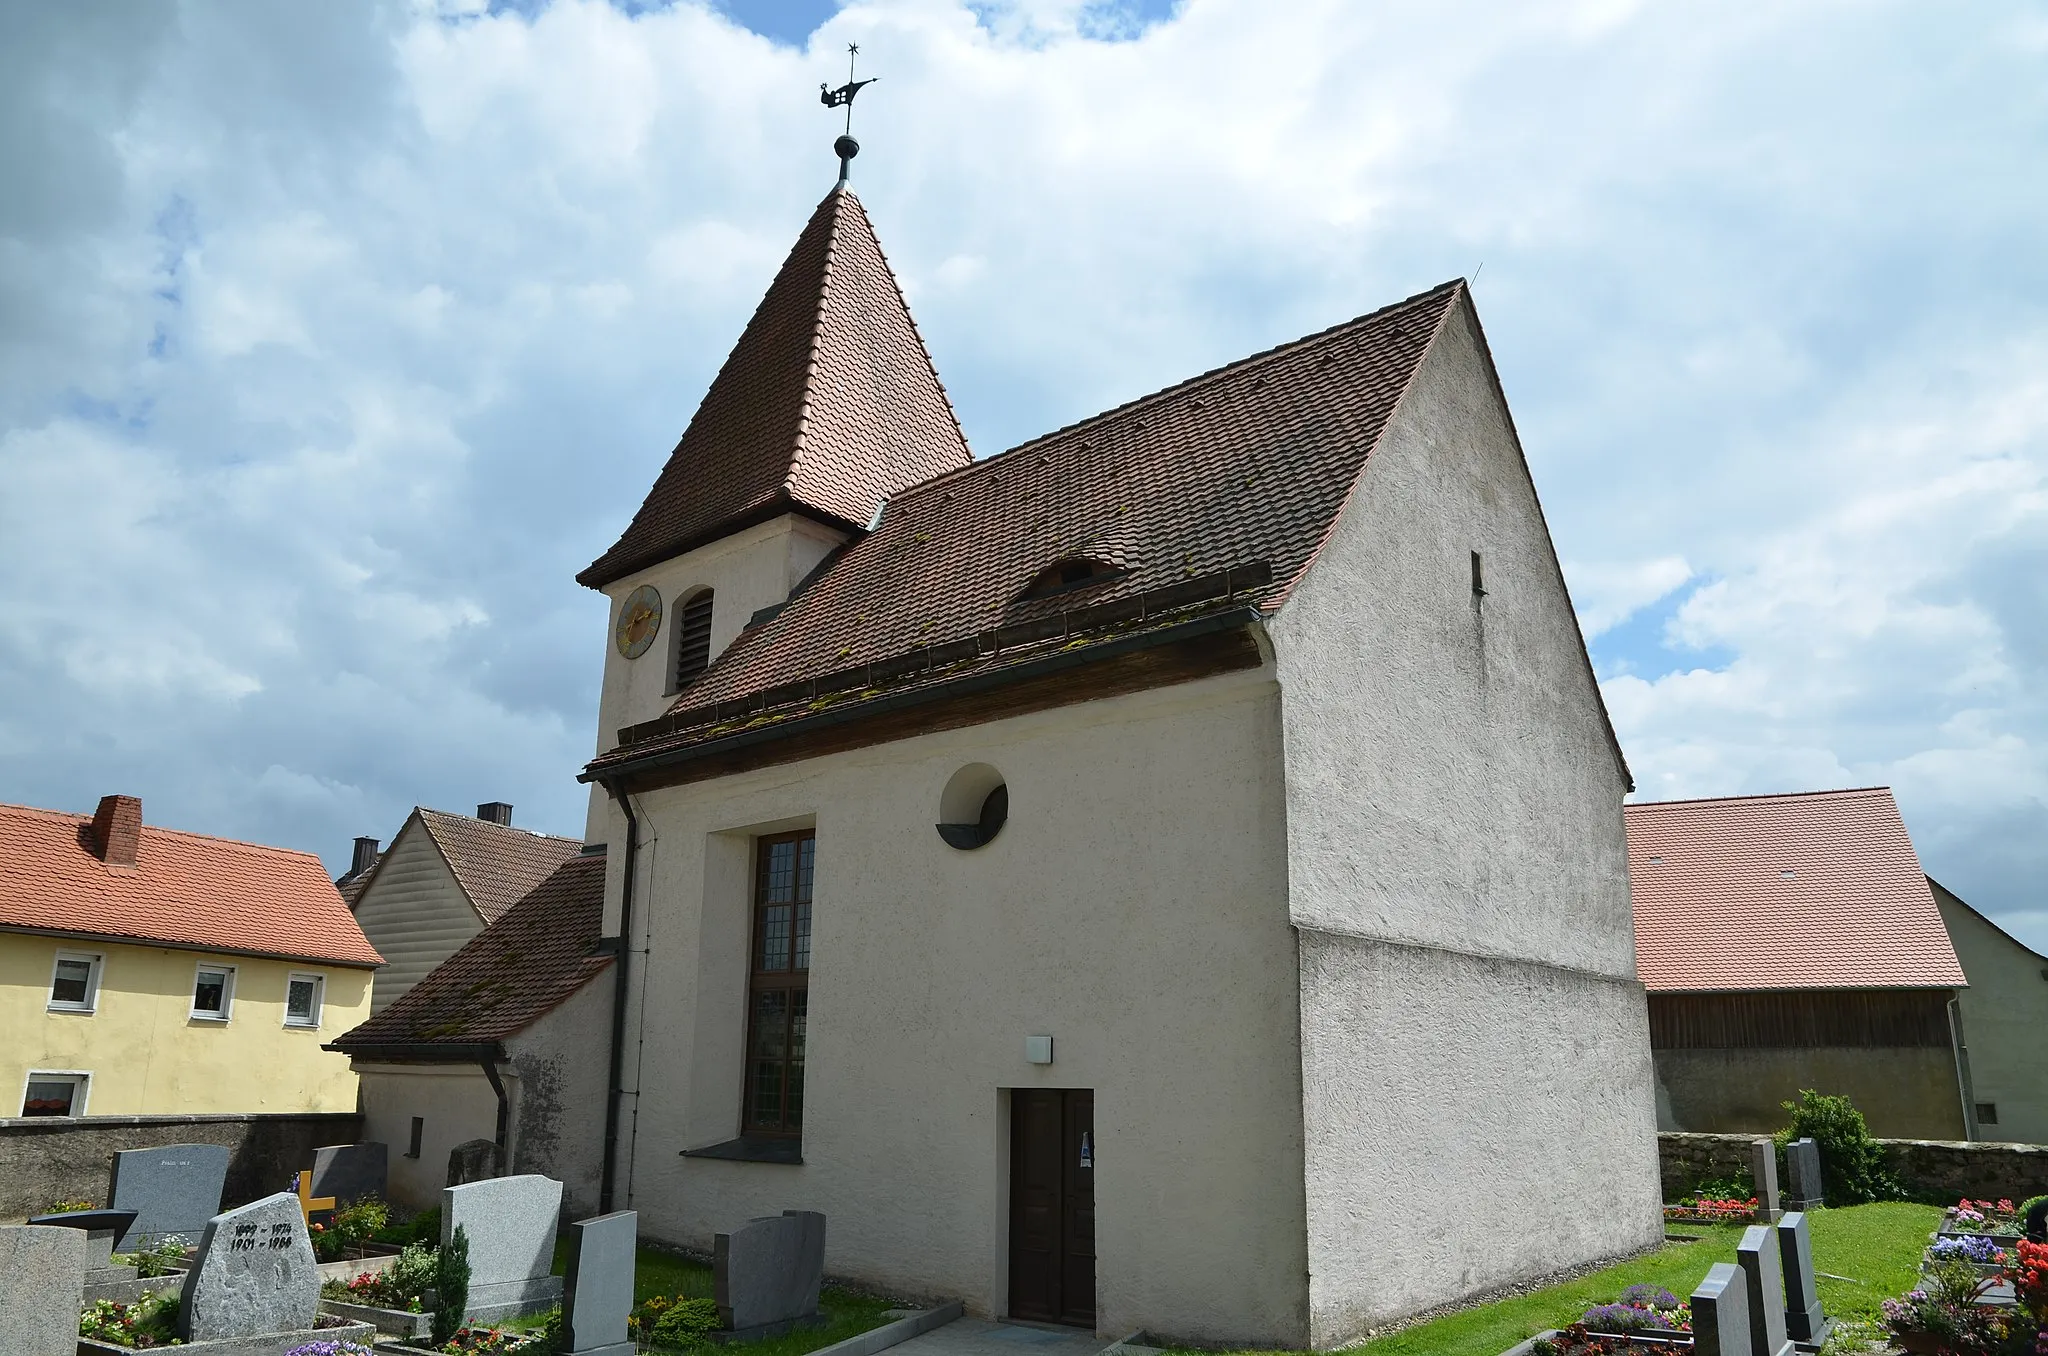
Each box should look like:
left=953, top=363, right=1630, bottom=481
left=48, top=951, right=103, bottom=1012
left=191, top=964, right=236, bottom=1021
left=285, top=972, right=325, bottom=1028
left=22, top=1071, right=90, bottom=1117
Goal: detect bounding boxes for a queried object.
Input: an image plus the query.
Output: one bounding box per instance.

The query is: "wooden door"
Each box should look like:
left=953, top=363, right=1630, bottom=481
left=1009, top=1089, right=1096, bottom=1326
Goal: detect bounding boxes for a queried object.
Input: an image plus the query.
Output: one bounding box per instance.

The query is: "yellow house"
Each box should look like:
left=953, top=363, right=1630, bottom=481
left=0, top=794, right=382, bottom=1117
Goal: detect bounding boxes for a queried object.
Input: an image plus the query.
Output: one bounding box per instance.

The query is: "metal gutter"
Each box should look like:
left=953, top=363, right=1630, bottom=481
left=322, top=1040, right=505, bottom=1062
left=581, top=605, right=1265, bottom=787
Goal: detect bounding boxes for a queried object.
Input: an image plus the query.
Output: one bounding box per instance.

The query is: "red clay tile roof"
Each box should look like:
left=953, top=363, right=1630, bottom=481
left=0, top=800, right=383, bottom=968
left=330, top=850, right=611, bottom=1049
left=414, top=809, right=583, bottom=926
left=335, top=859, right=379, bottom=910
left=578, top=184, right=972, bottom=589
left=1626, top=787, right=1966, bottom=992
left=587, top=281, right=1463, bottom=770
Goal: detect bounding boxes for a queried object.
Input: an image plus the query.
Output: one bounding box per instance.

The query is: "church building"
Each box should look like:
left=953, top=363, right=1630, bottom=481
left=572, top=144, right=1662, bottom=1347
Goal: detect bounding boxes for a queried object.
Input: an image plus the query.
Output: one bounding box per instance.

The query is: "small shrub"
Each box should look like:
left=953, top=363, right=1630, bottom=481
left=376, top=1204, right=442, bottom=1248
left=114, top=1236, right=189, bottom=1278
left=652, top=1297, right=723, bottom=1344
left=320, top=1240, right=438, bottom=1310
left=1775, top=1089, right=1903, bottom=1206
left=433, top=1223, right=472, bottom=1344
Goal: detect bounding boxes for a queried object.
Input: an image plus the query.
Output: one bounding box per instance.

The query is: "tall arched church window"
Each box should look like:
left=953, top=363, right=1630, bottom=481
left=673, top=589, right=715, bottom=689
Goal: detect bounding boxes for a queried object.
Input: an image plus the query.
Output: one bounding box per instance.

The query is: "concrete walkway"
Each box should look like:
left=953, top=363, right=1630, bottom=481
left=886, top=1317, right=1127, bottom=1356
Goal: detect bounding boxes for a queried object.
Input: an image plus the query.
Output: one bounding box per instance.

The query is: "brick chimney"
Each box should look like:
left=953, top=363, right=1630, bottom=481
left=350, top=836, right=379, bottom=876
left=476, top=802, right=513, bottom=826
left=91, top=795, right=142, bottom=867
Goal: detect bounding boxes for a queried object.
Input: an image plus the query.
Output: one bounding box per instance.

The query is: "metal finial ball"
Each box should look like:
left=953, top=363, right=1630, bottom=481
left=834, top=135, right=860, bottom=161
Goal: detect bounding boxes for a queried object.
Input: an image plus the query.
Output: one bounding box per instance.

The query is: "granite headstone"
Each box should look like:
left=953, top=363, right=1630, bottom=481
left=109, top=1141, right=230, bottom=1250
left=444, top=1173, right=565, bottom=1321
left=566, top=1210, right=639, bottom=1356
left=1692, top=1261, right=1753, bottom=1356
left=310, top=1141, right=389, bottom=1204
left=1784, top=1138, right=1824, bottom=1211
left=716, top=1210, right=827, bottom=1334
left=177, top=1191, right=321, bottom=1341
left=447, top=1137, right=502, bottom=1187
left=0, top=1225, right=88, bottom=1356
left=1776, top=1211, right=1830, bottom=1350
left=1750, top=1138, right=1782, bottom=1221
left=25, top=1207, right=138, bottom=1282
left=1736, top=1224, right=1795, bottom=1356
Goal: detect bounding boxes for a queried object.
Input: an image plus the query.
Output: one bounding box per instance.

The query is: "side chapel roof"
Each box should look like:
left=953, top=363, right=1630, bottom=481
left=1626, top=786, right=1967, bottom=993
left=578, top=184, right=972, bottom=588
left=330, top=849, right=611, bottom=1050
left=588, top=279, right=1466, bottom=771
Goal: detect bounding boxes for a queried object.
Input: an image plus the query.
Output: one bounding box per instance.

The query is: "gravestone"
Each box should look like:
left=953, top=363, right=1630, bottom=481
left=0, top=1225, right=87, bottom=1356
left=1736, top=1224, right=1795, bottom=1356
left=1784, top=1138, right=1823, bottom=1210
left=716, top=1210, right=827, bottom=1335
left=1692, top=1261, right=1753, bottom=1356
left=25, top=1207, right=138, bottom=1283
left=109, top=1141, right=231, bottom=1250
left=444, top=1173, right=564, bottom=1321
left=177, top=1191, right=320, bottom=1341
left=1749, top=1138, right=1782, bottom=1221
left=1776, top=1211, right=1831, bottom=1351
left=447, top=1137, right=502, bottom=1187
left=566, top=1210, right=639, bottom=1356
left=311, top=1141, right=389, bottom=1203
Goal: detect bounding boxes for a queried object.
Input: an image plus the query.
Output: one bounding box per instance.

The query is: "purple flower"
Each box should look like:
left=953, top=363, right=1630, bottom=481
left=285, top=1343, right=372, bottom=1356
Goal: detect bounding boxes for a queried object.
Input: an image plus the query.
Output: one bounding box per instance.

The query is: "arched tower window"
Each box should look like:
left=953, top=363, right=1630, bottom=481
left=672, top=589, right=715, bottom=689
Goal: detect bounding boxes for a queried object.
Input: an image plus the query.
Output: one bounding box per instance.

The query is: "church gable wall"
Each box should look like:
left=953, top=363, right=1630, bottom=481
left=606, top=666, right=1311, bottom=1346
left=1268, top=293, right=1661, bottom=1344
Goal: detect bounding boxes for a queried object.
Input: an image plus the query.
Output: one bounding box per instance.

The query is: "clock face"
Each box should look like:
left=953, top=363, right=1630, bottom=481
left=614, top=585, right=663, bottom=659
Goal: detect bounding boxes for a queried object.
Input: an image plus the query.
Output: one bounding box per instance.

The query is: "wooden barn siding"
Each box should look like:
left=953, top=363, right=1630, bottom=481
left=352, top=820, right=483, bottom=1016
left=1648, top=989, right=1953, bottom=1049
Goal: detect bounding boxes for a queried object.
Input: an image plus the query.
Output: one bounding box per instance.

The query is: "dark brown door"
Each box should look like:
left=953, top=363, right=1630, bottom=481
left=1009, top=1089, right=1095, bottom=1326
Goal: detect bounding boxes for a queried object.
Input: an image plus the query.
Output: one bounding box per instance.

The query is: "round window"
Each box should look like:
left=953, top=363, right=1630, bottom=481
left=937, top=764, right=1008, bottom=850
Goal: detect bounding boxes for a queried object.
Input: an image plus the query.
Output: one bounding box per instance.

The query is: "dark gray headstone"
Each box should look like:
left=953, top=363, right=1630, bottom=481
left=1750, top=1138, right=1782, bottom=1221
left=25, top=1208, right=137, bottom=1278
left=177, top=1191, right=320, bottom=1341
left=1737, top=1224, right=1794, bottom=1356
left=443, top=1174, right=564, bottom=1321
left=109, top=1142, right=230, bottom=1250
left=0, top=1225, right=87, bottom=1356
left=447, top=1137, right=502, bottom=1187
left=1784, top=1138, right=1823, bottom=1210
left=566, top=1210, right=639, bottom=1356
left=1693, top=1261, right=1753, bottom=1356
left=1776, top=1212, right=1830, bottom=1349
left=311, top=1141, right=389, bottom=1203
left=716, top=1210, right=827, bottom=1333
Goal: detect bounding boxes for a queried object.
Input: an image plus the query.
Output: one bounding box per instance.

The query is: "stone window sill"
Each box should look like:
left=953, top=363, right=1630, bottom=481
left=682, top=1137, right=803, bottom=1165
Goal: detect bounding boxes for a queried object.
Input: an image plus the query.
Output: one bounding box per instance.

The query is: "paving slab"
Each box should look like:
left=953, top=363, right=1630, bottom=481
left=886, top=1318, right=1104, bottom=1356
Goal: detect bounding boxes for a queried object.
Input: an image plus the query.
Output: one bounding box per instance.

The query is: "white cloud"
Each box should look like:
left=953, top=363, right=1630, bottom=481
left=0, top=0, right=2043, bottom=948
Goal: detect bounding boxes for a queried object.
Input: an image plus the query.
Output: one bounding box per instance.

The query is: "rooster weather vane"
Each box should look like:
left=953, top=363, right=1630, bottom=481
left=820, top=44, right=876, bottom=182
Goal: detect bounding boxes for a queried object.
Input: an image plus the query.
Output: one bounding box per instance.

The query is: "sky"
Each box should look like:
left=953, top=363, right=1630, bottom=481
left=3, top=0, right=2044, bottom=952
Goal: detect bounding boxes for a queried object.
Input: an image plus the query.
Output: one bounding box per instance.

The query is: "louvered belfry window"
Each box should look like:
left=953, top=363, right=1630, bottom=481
left=673, top=589, right=715, bottom=688
left=744, top=831, right=813, bottom=1137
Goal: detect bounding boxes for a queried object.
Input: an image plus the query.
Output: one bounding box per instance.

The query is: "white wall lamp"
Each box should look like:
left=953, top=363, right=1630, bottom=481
left=1024, top=1035, right=1054, bottom=1065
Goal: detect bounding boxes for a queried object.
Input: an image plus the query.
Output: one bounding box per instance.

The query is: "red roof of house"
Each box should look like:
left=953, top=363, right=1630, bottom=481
left=331, top=850, right=611, bottom=1050
left=578, top=184, right=973, bottom=588
left=412, top=809, right=583, bottom=925
left=0, top=799, right=383, bottom=968
left=587, top=279, right=1466, bottom=771
left=1626, top=787, right=1965, bottom=992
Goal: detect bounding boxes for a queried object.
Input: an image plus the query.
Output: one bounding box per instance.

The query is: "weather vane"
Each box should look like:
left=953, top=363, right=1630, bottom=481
left=819, top=44, right=877, bottom=182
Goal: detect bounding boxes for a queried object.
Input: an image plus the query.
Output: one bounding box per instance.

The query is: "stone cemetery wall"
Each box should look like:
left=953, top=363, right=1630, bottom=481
left=1660, top=1131, right=2048, bottom=1202
left=0, top=1111, right=361, bottom=1222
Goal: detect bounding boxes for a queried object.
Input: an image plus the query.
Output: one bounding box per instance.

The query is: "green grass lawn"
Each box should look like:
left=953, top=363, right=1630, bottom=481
left=546, top=1239, right=899, bottom=1356
left=1164, top=1202, right=1938, bottom=1356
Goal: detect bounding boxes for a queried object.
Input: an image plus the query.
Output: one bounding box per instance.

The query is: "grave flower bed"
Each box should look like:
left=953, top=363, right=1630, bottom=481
left=1881, top=1252, right=2048, bottom=1356
left=78, top=1290, right=181, bottom=1348
left=1926, top=1234, right=2013, bottom=1270
left=1940, top=1199, right=2024, bottom=1241
left=382, top=1313, right=563, bottom=1354
left=1660, top=1195, right=1757, bottom=1225
left=1524, top=1284, right=1695, bottom=1356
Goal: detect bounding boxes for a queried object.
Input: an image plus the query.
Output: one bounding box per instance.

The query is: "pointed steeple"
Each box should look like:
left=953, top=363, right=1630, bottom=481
left=579, top=185, right=972, bottom=589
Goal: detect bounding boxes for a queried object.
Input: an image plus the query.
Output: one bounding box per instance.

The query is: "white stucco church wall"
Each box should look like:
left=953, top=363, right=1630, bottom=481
left=596, top=667, right=1314, bottom=1346
left=1269, top=293, right=1663, bottom=1344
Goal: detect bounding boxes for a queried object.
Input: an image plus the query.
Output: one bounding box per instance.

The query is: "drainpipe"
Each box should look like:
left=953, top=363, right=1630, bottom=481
left=480, top=1056, right=512, bottom=1171
left=599, top=780, right=640, bottom=1213
left=1947, top=995, right=1979, bottom=1142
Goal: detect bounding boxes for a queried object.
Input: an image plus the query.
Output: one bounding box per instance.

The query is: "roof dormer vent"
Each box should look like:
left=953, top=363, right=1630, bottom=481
left=1020, top=557, right=1126, bottom=602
